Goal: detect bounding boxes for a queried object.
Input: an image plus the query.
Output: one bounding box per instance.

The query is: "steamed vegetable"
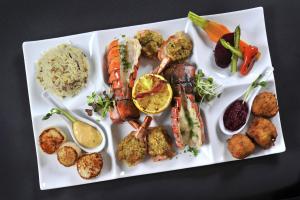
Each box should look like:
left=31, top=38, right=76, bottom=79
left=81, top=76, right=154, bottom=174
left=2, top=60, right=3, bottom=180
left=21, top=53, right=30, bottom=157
left=220, top=39, right=243, bottom=57
left=214, top=33, right=234, bottom=68
left=240, top=45, right=259, bottom=75
left=188, top=11, right=260, bottom=75
left=220, top=39, right=259, bottom=76
left=231, top=26, right=241, bottom=73
left=188, top=11, right=249, bottom=52
left=188, top=11, right=230, bottom=43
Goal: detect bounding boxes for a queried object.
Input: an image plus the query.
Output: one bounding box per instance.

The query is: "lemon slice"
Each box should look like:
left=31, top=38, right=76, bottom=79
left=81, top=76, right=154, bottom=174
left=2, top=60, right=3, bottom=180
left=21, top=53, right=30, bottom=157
left=132, top=74, right=172, bottom=114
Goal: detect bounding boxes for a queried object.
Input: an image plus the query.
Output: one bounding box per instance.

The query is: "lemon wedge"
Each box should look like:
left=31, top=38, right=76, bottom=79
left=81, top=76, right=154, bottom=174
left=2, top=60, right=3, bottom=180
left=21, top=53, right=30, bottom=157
left=132, top=74, right=172, bottom=114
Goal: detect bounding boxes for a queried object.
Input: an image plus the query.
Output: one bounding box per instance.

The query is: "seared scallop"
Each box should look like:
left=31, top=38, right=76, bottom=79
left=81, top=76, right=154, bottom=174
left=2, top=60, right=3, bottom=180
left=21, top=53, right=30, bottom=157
left=57, top=142, right=81, bottom=167
left=227, top=133, right=255, bottom=159
left=39, top=127, right=66, bottom=154
left=77, top=153, right=103, bottom=179
left=252, top=92, right=279, bottom=118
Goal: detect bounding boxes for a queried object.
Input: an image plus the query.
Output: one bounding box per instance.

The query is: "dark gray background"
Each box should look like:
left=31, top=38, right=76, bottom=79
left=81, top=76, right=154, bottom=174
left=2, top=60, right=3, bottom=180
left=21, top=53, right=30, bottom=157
left=1, top=0, right=300, bottom=199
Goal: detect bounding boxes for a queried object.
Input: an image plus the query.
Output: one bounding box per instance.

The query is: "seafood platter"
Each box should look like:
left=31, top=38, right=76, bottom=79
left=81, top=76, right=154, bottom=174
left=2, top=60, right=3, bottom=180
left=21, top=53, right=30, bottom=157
left=22, top=7, right=285, bottom=190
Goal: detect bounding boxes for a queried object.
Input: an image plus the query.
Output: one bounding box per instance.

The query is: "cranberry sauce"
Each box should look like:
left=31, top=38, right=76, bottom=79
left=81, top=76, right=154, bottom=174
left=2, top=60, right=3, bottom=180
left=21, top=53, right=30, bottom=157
left=223, top=100, right=249, bottom=131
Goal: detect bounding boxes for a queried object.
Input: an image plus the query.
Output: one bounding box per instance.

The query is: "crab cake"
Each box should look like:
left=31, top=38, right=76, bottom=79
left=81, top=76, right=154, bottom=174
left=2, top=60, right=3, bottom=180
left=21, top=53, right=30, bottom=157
left=227, top=133, right=255, bottom=159
left=135, top=30, right=163, bottom=58
left=39, top=127, right=66, bottom=154
left=252, top=92, right=279, bottom=118
left=147, top=127, right=175, bottom=161
left=57, top=142, right=81, bottom=167
left=117, top=132, right=147, bottom=166
left=77, top=153, right=103, bottom=179
left=247, top=117, right=277, bottom=149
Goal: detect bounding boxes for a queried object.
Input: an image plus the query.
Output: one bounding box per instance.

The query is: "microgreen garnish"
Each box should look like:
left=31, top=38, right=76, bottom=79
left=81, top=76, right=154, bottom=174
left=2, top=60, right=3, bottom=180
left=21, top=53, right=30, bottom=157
left=43, top=108, right=65, bottom=120
left=42, top=108, right=76, bottom=123
left=195, top=70, right=222, bottom=102
left=243, top=74, right=267, bottom=102
left=42, top=112, right=53, bottom=120
left=86, top=91, right=114, bottom=118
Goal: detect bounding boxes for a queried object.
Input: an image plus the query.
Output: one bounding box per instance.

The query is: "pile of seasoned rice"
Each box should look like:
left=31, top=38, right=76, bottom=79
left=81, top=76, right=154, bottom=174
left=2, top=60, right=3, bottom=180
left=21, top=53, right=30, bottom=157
left=36, top=44, right=89, bottom=97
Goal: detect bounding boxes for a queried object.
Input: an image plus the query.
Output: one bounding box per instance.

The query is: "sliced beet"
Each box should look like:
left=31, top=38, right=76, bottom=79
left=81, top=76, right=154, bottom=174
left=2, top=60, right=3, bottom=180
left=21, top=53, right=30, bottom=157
left=214, top=33, right=234, bottom=68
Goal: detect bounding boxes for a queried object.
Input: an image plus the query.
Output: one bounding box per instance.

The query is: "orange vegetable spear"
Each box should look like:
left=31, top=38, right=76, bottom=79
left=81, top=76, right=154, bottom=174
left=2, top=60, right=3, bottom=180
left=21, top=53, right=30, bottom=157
left=188, top=11, right=253, bottom=53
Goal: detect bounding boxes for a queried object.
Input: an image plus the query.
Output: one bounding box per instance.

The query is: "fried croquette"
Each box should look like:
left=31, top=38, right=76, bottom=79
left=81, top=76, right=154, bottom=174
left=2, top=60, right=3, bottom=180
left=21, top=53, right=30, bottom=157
left=247, top=117, right=277, bottom=149
left=252, top=92, right=279, bottom=118
left=227, top=133, right=255, bottom=159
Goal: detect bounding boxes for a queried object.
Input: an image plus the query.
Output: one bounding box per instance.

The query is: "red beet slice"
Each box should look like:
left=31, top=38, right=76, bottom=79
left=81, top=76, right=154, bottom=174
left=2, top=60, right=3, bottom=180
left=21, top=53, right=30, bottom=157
left=214, top=33, right=234, bottom=68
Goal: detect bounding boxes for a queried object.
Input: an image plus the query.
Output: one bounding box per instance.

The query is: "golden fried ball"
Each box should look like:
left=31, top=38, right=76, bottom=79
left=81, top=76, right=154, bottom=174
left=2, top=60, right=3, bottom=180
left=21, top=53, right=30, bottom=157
left=247, top=117, right=277, bottom=149
left=227, top=133, right=255, bottom=159
left=252, top=92, right=279, bottom=118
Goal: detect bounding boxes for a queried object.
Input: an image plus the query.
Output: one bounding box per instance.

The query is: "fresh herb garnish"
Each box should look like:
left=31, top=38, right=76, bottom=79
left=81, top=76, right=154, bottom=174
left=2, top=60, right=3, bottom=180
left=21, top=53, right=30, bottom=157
left=86, top=91, right=113, bottom=118
left=187, top=146, right=199, bottom=157
left=119, top=43, right=131, bottom=72
left=43, top=108, right=76, bottom=123
left=195, top=70, right=222, bottom=102
left=42, top=112, right=53, bottom=120
left=243, top=74, right=267, bottom=102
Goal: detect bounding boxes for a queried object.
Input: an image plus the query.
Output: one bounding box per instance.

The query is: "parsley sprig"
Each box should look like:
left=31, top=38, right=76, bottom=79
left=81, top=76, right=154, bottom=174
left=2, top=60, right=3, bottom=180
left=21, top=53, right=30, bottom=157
left=188, top=146, right=199, bottom=157
left=119, top=43, right=131, bottom=72
left=87, top=91, right=114, bottom=118
left=42, top=108, right=77, bottom=123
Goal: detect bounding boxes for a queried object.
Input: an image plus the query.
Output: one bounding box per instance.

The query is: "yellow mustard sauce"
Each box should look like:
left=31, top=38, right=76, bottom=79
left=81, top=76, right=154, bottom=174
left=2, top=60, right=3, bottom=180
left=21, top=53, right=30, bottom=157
left=72, top=121, right=102, bottom=148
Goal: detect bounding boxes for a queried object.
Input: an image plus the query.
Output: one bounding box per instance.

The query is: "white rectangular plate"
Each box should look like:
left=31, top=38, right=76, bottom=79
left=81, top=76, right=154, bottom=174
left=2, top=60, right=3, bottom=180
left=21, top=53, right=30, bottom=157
left=22, top=7, right=285, bottom=190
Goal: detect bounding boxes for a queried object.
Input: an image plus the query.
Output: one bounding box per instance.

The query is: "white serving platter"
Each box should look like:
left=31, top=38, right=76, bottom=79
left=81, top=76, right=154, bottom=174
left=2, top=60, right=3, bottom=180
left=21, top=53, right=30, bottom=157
left=22, top=7, right=285, bottom=190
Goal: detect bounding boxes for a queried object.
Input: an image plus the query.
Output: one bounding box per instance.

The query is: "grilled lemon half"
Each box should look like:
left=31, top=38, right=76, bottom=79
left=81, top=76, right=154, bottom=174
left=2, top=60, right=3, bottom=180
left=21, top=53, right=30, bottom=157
left=132, top=74, right=172, bottom=114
